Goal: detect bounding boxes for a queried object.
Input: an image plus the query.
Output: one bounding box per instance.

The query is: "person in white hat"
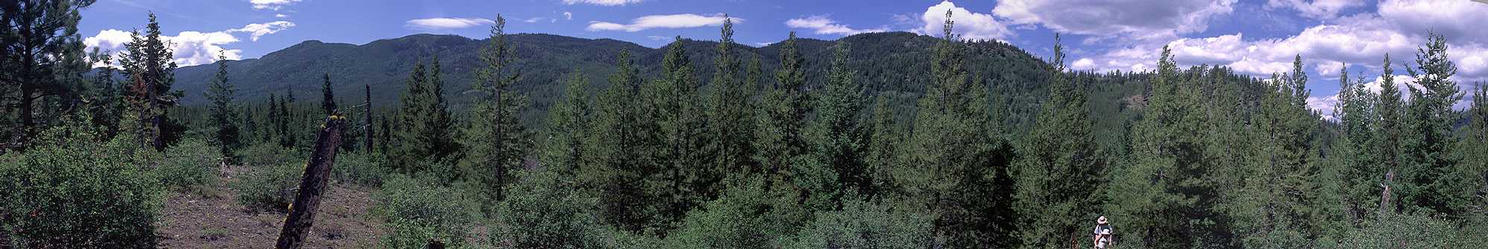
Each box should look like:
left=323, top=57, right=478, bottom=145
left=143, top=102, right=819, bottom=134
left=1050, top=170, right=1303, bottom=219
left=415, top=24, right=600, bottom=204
left=1092, top=216, right=1114, bottom=249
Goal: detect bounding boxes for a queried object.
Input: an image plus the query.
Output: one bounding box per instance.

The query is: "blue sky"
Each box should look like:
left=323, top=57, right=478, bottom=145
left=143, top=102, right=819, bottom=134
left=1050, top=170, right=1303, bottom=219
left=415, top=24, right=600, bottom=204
left=79, top=0, right=1488, bottom=114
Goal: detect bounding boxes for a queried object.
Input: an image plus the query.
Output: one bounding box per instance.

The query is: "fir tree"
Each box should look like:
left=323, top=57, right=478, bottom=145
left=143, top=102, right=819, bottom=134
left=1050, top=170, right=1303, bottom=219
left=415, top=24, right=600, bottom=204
left=389, top=60, right=456, bottom=175
left=119, top=13, right=182, bottom=151
left=1012, top=34, right=1105, bottom=248
left=1399, top=33, right=1469, bottom=216
left=205, top=52, right=240, bottom=161
left=644, top=36, right=711, bottom=232
left=583, top=50, right=657, bottom=233
left=801, top=42, right=868, bottom=211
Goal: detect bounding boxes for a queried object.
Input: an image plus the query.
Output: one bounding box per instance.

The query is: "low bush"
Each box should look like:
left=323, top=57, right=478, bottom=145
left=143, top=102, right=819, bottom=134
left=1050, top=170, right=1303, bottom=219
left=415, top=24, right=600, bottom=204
left=493, top=169, right=613, bottom=248
left=0, top=140, right=162, bottom=248
left=375, top=174, right=483, bottom=248
left=332, top=152, right=387, bottom=187
left=786, top=197, right=934, bottom=249
left=667, top=177, right=806, bottom=248
left=231, top=162, right=303, bottom=212
left=239, top=143, right=302, bottom=167
left=157, top=138, right=220, bottom=190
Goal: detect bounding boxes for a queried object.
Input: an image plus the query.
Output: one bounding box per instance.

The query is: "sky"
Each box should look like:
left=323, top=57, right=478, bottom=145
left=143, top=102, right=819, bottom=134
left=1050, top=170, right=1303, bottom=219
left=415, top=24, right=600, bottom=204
left=78, top=0, right=1488, bottom=115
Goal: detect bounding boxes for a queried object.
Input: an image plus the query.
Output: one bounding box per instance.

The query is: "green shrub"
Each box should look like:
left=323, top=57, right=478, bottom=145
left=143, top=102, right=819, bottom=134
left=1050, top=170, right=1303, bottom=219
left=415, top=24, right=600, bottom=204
left=375, top=174, right=482, bottom=248
left=786, top=197, right=934, bottom=249
left=493, top=169, right=613, bottom=248
left=239, top=143, right=302, bottom=167
left=158, top=138, right=220, bottom=190
left=1322, top=212, right=1474, bottom=248
left=232, top=162, right=302, bottom=212
left=668, top=177, right=806, bottom=248
left=0, top=142, right=162, bottom=248
left=332, top=152, right=387, bottom=187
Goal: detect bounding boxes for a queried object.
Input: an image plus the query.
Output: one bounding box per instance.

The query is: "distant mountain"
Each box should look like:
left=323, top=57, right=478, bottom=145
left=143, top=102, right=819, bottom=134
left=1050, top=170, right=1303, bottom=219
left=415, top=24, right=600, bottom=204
left=170, top=32, right=1055, bottom=114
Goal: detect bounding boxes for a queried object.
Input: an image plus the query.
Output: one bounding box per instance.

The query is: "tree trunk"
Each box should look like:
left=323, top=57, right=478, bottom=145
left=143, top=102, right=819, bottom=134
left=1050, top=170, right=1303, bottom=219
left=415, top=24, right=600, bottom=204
left=275, top=115, right=348, bottom=249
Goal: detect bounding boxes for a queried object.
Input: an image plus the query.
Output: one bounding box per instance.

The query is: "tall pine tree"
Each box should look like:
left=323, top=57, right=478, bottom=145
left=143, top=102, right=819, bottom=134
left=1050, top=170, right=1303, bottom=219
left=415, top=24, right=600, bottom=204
left=458, top=15, right=531, bottom=204
left=1399, top=33, right=1469, bottom=216
left=205, top=52, right=240, bottom=161
left=1011, top=34, right=1106, bottom=248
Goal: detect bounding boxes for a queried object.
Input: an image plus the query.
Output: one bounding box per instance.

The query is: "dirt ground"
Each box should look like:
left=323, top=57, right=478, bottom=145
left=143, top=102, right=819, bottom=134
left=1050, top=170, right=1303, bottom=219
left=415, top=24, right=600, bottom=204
left=155, top=166, right=383, bottom=248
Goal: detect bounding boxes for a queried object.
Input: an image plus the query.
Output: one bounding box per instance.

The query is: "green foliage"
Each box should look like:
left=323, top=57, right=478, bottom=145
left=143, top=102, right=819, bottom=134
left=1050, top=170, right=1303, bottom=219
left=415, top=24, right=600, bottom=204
left=539, top=72, right=590, bottom=176
left=667, top=177, right=806, bottom=249
left=239, top=142, right=303, bottom=167
left=754, top=32, right=810, bottom=181
left=493, top=169, right=614, bottom=248
left=0, top=0, right=94, bottom=148
left=158, top=138, right=220, bottom=190
left=375, top=174, right=483, bottom=248
left=458, top=15, right=532, bottom=205
left=786, top=197, right=934, bottom=249
left=1399, top=33, right=1471, bottom=216
left=331, top=152, right=387, bottom=186
left=1011, top=34, right=1106, bottom=248
left=119, top=13, right=183, bottom=151
left=206, top=52, right=241, bottom=160
left=0, top=133, right=161, bottom=248
left=389, top=60, right=458, bottom=175
left=642, top=37, right=712, bottom=231
left=231, top=162, right=302, bottom=212
left=706, top=15, right=757, bottom=181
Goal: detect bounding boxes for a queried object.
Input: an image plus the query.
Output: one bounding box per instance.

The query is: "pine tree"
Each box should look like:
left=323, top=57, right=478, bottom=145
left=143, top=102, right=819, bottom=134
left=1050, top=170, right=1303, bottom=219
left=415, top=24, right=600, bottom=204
left=902, top=10, right=1008, bottom=247
left=1012, top=34, right=1105, bottom=248
left=644, top=36, right=711, bottom=232
left=1399, top=33, right=1469, bottom=216
left=706, top=14, right=756, bottom=181
left=389, top=60, right=456, bottom=175
left=458, top=15, right=531, bottom=203
left=321, top=73, right=336, bottom=115
left=1234, top=56, right=1317, bottom=247
left=541, top=72, right=590, bottom=176
left=0, top=0, right=94, bottom=148
left=1107, top=46, right=1218, bottom=248
left=800, top=42, right=868, bottom=211
left=754, top=32, right=810, bottom=184
left=865, top=95, right=900, bottom=196
left=205, top=52, right=240, bottom=161
left=119, top=13, right=182, bottom=151
left=85, top=48, right=123, bottom=138
left=583, top=50, right=657, bottom=233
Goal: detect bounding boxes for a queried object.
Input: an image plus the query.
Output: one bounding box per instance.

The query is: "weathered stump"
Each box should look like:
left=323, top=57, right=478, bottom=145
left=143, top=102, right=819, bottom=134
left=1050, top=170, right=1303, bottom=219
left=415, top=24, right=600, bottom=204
left=275, top=115, right=348, bottom=249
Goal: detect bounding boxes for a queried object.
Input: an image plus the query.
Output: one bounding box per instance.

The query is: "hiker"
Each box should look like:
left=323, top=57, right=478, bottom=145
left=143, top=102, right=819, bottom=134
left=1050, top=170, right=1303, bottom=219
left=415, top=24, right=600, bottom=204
left=1092, top=216, right=1114, bottom=249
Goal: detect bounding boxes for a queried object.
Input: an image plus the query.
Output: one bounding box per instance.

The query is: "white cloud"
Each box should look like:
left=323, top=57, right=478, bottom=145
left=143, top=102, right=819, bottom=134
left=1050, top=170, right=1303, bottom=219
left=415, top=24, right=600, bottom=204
left=405, top=17, right=495, bottom=30
left=1265, top=0, right=1366, bottom=19
left=587, top=14, right=740, bottom=32
left=564, top=12, right=573, bottom=20
left=275, top=14, right=288, bottom=18
left=84, top=29, right=244, bottom=67
left=524, top=17, right=546, bottom=23
left=562, top=0, right=642, bottom=6
left=251, top=0, right=300, bottom=10
left=785, top=16, right=885, bottom=36
left=917, top=1, right=1011, bottom=41
left=992, top=0, right=1235, bottom=38
left=227, top=21, right=295, bottom=41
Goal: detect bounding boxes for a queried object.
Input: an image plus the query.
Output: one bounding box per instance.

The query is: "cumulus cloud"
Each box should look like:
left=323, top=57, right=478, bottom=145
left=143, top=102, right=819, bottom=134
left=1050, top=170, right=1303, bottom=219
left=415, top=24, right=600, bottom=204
left=785, top=16, right=885, bottom=35
left=227, top=21, right=295, bottom=41
left=587, top=14, right=740, bottom=32
left=1072, top=0, right=1488, bottom=83
left=251, top=0, right=300, bottom=10
left=84, top=29, right=243, bottom=67
left=1265, top=0, right=1366, bottom=19
left=563, top=0, right=642, bottom=6
left=564, top=12, right=573, bottom=20
left=992, top=0, right=1235, bottom=38
left=406, top=18, right=496, bottom=30
left=916, top=1, right=1010, bottom=41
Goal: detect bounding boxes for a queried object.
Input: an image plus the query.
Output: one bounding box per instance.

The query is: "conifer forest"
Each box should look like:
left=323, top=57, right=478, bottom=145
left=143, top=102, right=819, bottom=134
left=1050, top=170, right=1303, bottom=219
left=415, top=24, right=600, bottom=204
left=3, top=0, right=1488, bottom=248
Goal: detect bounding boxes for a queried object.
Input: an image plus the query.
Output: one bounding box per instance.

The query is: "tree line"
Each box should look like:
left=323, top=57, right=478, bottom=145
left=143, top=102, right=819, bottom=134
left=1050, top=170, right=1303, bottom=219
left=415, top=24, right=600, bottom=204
left=4, top=2, right=1488, bottom=248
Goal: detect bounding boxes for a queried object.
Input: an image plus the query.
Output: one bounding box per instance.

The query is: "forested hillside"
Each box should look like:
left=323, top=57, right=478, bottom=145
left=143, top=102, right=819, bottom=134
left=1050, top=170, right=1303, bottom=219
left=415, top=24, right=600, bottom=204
left=5, top=2, right=1488, bottom=249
